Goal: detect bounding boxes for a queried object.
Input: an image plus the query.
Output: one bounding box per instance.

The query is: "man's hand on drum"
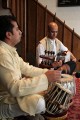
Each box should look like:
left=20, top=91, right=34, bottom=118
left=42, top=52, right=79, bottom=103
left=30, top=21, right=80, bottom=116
left=45, top=70, right=61, bottom=82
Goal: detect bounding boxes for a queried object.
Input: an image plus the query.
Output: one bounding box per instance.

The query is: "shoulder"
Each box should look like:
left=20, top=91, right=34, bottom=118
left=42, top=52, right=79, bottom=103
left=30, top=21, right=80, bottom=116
left=0, top=45, right=14, bottom=64
left=40, top=37, right=47, bottom=44
left=0, top=46, right=7, bottom=55
left=37, top=37, right=48, bottom=48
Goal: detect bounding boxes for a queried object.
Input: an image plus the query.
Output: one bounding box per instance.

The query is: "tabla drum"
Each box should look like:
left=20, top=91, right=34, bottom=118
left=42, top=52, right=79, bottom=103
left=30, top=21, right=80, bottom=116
left=44, top=74, right=75, bottom=120
left=58, top=74, right=76, bottom=96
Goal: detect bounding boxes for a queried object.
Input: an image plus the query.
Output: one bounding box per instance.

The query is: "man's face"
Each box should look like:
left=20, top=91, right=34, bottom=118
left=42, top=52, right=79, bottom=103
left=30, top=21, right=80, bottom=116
left=9, top=21, right=22, bottom=46
left=48, top=24, right=58, bottom=40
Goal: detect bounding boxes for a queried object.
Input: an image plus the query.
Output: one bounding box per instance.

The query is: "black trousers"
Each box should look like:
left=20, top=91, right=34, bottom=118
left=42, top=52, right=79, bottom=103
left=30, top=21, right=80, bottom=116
left=64, top=61, right=76, bottom=75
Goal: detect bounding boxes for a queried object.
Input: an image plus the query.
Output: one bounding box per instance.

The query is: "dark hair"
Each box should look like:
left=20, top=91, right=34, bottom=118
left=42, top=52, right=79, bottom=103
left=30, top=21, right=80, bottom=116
left=0, top=15, right=17, bottom=41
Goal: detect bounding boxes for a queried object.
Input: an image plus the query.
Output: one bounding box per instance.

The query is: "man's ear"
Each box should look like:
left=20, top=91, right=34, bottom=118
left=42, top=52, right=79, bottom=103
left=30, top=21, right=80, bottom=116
left=6, top=32, right=12, bottom=39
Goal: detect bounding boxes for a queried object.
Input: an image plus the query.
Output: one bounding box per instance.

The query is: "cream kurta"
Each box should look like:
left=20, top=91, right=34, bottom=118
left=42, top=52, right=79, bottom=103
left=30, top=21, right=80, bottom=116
left=0, top=41, right=48, bottom=115
left=36, top=37, right=75, bottom=66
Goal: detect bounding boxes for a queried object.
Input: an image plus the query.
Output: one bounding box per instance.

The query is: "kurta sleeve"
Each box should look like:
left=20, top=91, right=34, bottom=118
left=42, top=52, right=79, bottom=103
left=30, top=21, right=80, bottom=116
left=0, top=53, right=48, bottom=97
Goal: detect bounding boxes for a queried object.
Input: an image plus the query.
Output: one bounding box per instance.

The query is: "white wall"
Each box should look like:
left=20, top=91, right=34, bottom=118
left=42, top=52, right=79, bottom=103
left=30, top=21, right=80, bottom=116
left=38, top=0, right=80, bottom=35
left=0, top=0, right=11, bottom=16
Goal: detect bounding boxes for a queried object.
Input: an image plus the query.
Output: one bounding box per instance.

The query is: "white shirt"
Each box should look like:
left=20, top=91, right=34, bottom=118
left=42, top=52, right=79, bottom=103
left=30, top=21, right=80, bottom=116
left=36, top=37, right=70, bottom=66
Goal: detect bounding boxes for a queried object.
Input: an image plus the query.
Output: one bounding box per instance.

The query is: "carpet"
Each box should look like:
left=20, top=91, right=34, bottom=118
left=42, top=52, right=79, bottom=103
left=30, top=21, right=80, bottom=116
left=66, top=77, right=80, bottom=120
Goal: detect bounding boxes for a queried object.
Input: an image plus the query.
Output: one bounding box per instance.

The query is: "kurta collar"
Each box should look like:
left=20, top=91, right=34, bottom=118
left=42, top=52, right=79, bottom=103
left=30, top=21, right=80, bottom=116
left=0, top=40, right=17, bottom=54
left=47, top=38, right=56, bottom=44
